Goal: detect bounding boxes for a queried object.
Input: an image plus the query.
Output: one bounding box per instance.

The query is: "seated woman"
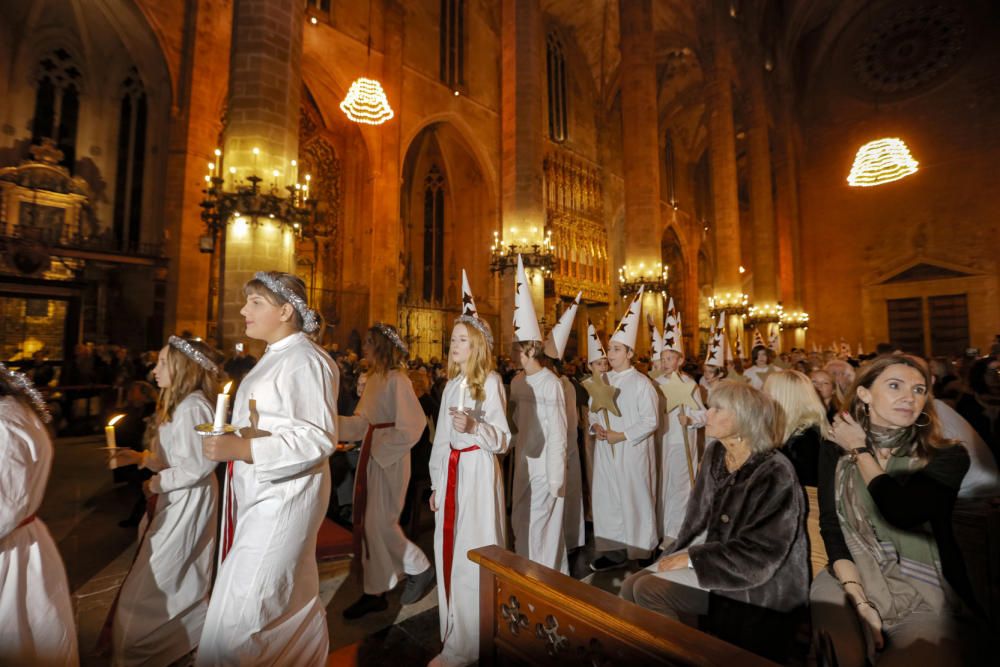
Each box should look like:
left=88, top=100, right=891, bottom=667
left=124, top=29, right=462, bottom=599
left=812, top=354, right=983, bottom=667
left=621, top=380, right=808, bottom=657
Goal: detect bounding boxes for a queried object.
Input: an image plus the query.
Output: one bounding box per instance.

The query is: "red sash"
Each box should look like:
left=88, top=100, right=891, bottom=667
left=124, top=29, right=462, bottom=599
left=16, top=514, right=36, bottom=529
left=221, top=462, right=237, bottom=562
left=96, top=495, right=158, bottom=654
left=443, top=445, right=480, bottom=601
left=351, top=422, right=394, bottom=565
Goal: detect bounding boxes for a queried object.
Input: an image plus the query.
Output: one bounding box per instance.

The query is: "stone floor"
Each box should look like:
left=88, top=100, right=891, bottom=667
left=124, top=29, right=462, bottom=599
left=43, top=435, right=636, bottom=666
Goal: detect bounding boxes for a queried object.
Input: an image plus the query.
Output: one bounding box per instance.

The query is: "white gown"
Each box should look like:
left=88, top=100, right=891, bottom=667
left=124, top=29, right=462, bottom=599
left=197, top=332, right=338, bottom=666
left=589, top=366, right=659, bottom=559
left=113, top=391, right=218, bottom=666
left=338, top=369, right=431, bottom=595
left=560, top=374, right=585, bottom=550
left=428, top=372, right=510, bottom=667
left=652, top=373, right=705, bottom=544
left=743, top=364, right=779, bottom=390
left=0, top=397, right=79, bottom=667
left=510, top=369, right=568, bottom=573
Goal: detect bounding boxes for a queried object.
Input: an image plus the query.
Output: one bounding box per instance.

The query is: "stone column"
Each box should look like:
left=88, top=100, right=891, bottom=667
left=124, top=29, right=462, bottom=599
left=219, top=0, right=304, bottom=348
left=619, top=0, right=663, bottom=353
left=774, top=85, right=805, bottom=348
left=500, top=0, right=545, bottom=352
left=747, top=65, right=778, bottom=305
left=368, top=1, right=405, bottom=325
left=161, top=2, right=231, bottom=339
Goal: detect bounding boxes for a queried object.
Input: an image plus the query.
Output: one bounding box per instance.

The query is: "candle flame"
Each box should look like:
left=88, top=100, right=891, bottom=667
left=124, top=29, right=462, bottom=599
left=223, top=381, right=234, bottom=395
left=108, top=414, right=125, bottom=427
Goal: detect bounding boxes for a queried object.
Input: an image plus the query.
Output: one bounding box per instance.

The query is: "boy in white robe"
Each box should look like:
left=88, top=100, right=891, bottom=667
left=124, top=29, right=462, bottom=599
left=582, top=320, right=610, bottom=521
left=200, top=272, right=338, bottom=666
left=589, top=290, right=659, bottom=571
left=338, top=323, right=434, bottom=618
left=0, top=363, right=79, bottom=667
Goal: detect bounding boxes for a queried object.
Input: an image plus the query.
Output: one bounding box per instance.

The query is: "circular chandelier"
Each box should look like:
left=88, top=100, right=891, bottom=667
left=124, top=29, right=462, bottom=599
left=340, top=77, right=394, bottom=126
left=847, top=137, right=919, bottom=187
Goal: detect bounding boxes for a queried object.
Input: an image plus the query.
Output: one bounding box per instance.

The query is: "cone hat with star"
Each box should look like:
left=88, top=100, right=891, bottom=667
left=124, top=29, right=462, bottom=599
left=460, top=269, right=478, bottom=317
left=544, top=292, right=582, bottom=359
left=705, top=311, right=731, bottom=367
left=512, top=255, right=542, bottom=343
left=610, top=286, right=644, bottom=350
left=586, top=319, right=606, bottom=363
left=752, top=328, right=766, bottom=350
left=769, top=331, right=781, bottom=353
left=664, top=297, right=683, bottom=355
left=647, top=313, right=664, bottom=359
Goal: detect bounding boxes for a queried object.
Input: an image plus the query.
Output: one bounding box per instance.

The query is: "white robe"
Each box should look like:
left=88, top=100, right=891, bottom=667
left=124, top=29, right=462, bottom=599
left=652, top=373, right=705, bottom=544
left=338, top=369, right=431, bottom=594
left=560, top=375, right=585, bottom=550
left=197, top=332, right=338, bottom=666
left=589, top=367, right=659, bottom=559
left=113, top=391, right=218, bottom=666
left=0, top=397, right=78, bottom=667
left=743, top=364, right=779, bottom=390
left=510, top=369, right=568, bottom=573
left=428, top=372, right=510, bottom=667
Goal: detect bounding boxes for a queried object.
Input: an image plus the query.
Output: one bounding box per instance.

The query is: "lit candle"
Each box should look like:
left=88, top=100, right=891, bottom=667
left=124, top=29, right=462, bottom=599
left=214, top=381, right=233, bottom=431
left=252, top=147, right=260, bottom=170
left=456, top=378, right=467, bottom=412
left=290, top=159, right=298, bottom=186
left=106, top=414, right=125, bottom=469
left=229, top=166, right=237, bottom=189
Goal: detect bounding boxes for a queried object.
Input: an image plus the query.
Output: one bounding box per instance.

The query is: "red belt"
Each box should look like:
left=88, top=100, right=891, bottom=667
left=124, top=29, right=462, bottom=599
left=443, top=445, right=480, bottom=601
left=352, top=422, right=394, bottom=566
left=221, top=462, right=237, bottom=562
left=16, top=514, right=36, bottom=529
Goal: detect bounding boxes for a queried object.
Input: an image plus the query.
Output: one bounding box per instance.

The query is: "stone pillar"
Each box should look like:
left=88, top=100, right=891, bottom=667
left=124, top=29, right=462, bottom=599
left=161, top=2, right=231, bottom=340
left=368, top=1, right=405, bottom=325
left=501, top=0, right=545, bottom=352
left=747, top=65, right=778, bottom=305
left=775, top=86, right=805, bottom=348
left=219, top=0, right=304, bottom=347
left=619, top=0, right=663, bottom=353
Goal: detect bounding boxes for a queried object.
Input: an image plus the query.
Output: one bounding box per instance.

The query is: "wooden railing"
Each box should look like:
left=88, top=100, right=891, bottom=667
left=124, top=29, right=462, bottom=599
left=470, top=546, right=777, bottom=666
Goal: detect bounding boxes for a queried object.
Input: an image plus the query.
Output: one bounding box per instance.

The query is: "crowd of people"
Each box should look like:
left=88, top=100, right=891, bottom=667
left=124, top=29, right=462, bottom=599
left=1, top=265, right=997, bottom=667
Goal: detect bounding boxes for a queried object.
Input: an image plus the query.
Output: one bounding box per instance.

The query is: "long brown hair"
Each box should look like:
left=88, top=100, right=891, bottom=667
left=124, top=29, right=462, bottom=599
left=156, top=340, right=222, bottom=425
left=447, top=321, right=494, bottom=402
left=846, top=353, right=955, bottom=461
left=366, top=325, right=407, bottom=376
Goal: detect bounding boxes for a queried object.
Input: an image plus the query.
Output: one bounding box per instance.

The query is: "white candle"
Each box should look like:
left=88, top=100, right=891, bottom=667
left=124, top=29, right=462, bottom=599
left=106, top=414, right=124, bottom=470
left=456, top=378, right=467, bottom=412
left=214, top=381, right=233, bottom=431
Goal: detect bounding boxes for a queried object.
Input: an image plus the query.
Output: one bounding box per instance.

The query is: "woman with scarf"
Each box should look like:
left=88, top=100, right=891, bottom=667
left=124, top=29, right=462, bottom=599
left=812, top=354, right=983, bottom=666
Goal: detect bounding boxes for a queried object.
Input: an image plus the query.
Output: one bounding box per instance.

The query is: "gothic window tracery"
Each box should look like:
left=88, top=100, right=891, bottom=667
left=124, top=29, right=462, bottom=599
left=440, top=0, right=465, bottom=90
left=113, top=68, right=147, bottom=252
left=423, top=164, right=445, bottom=303
left=546, top=33, right=567, bottom=142
left=31, top=48, right=82, bottom=170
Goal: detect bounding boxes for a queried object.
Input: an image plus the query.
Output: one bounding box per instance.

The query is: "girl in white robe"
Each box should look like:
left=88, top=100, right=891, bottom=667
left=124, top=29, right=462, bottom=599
left=199, top=272, right=338, bottom=666
left=428, top=318, right=510, bottom=667
left=589, top=341, right=659, bottom=568
left=338, top=324, right=433, bottom=618
left=558, top=372, right=585, bottom=551
left=510, top=341, right=569, bottom=574
left=109, top=337, right=220, bottom=666
left=0, top=364, right=78, bottom=667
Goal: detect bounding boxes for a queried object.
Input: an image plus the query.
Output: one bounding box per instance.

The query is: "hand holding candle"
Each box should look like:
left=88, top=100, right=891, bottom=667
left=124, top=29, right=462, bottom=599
left=213, top=381, right=233, bottom=432
left=106, top=414, right=125, bottom=469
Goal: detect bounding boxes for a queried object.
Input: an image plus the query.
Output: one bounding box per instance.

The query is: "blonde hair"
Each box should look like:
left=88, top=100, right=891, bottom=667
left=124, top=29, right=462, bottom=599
left=447, top=322, right=494, bottom=402
left=156, top=339, right=221, bottom=425
left=708, top=380, right=782, bottom=454
left=764, top=369, right=831, bottom=443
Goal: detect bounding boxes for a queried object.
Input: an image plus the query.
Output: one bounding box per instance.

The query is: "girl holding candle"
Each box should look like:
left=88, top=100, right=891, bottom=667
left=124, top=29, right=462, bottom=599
left=198, top=271, right=338, bottom=666
left=338, top=323, right=435, bottom=619
left=107, top=336, right=221, bottom=666
left=428, top=272, right=510, bottom=667
left=0, top=362, right=79, bottom=666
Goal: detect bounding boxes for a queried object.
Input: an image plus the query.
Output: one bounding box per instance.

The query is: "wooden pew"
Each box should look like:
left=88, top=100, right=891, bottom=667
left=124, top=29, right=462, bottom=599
left=471, top=546, right=777, bottom=666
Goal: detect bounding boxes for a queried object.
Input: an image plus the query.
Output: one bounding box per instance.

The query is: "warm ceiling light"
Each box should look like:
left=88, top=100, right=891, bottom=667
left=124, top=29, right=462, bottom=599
left=847, top=137, right=919, bottom=187
left=340, top=77, right=394, bottom=125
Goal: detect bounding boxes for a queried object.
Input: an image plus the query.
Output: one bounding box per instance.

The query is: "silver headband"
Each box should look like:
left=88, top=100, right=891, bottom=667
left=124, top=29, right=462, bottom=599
left=373, top=322, right=408, bottom=356
left=253, top=271, right=320, bottom=334
left=0, top=361, right=52, bottom=423
left=168, top=336, right=219, bottom=374
left=455, top=314, right=494, bottom=349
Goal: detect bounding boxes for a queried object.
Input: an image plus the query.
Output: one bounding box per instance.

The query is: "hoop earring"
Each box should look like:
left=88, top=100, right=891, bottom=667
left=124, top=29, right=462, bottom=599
left=863, top=402, right=870, bottom=416
left=915, top=411, right=931, bottom=428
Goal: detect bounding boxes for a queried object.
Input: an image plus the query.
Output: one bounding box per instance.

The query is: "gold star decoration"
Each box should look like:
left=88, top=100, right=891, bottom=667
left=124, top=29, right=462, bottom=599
left=581, top=372, right=621, bottom=419
left=658, top=372, right=700, bottom=412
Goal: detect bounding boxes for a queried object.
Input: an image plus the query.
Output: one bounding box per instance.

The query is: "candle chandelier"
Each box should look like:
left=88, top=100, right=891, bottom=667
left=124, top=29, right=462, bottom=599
left=340, top=0, right=393, bottom=126
left=745, top=302, right=783, bottom=327
left=618, top=262, right=669, bottom=298
left=709, top=292, right=749, bottom=318
left=847, top=137, right=919, bottom=187
left=489, top=227, right=555, bottom=275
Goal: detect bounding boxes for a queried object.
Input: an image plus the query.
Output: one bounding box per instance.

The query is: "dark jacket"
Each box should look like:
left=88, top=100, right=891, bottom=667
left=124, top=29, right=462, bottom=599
left=672, top=439, right=809, bottom=614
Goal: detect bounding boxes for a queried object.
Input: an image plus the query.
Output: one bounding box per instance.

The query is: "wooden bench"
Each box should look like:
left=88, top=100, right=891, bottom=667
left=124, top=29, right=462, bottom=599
left=471, top=546, right=777, bottom=666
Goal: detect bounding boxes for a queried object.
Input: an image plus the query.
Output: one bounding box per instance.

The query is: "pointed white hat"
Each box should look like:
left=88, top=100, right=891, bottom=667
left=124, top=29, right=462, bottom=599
left=544, top=292, right=581, bottom=359
left=460, top=269, right=478, bottom=317
left=769, top=332, right=781, bottom=353
left=610, top=286, right=644, bottom=350
left=735, top=333, right=744, bottom=360
left=705, top=311, right=730, bottom=367
left=752, top=329, right=766, bottom=349
left=664, top=297, right=683, bottom=355
left=647, top=313, right=664, bottom=358
left=512, top=255, right=542, bottom=343
left=586, top=319, right=606, bottom=363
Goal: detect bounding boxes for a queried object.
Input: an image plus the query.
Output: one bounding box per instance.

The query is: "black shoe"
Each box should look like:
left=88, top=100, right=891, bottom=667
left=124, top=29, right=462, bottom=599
left=342, top=593, right=387, bottom=620
left=636, top=551, right=660, bottom=568
left=589, top=555, right=626, bottom=572
left=400, top=566, right=436, bottom=604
